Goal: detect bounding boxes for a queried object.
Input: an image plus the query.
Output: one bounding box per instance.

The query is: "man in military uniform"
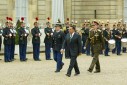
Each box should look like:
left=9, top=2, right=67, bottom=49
left=44, top=22, right=53, bottom=60
left=86, top=21, right=105, bottom=73
left=122, top=24, right=127, bottom=53
left=111, top=24, right=117, bottom=53
left=10, top=22, right=16, bottom=61
left=81, top=24, right=86, bottom=54
left=63, top=20, right=70, bottom=59
left=31, top=21, right=41, bottom=61
left=0, top=24, right=3, bottom=51
left=52, top=24, right=64, bottom=72
left=18, top=22, right=29, bottom=61
left=85, top=24, right=90, bottom=56
left=3, top=22, right=12, bottom=62
left=103, top=24, right=111, bottom=56
left=115, top=24, right=122, bottom=55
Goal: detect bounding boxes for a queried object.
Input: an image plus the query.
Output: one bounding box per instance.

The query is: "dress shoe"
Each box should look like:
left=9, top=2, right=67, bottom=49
left=117, top=54, right=122, bottom=56
left=46, top=59, right=53, bottom=60
left=94, top=71, right=100, bottom=73
left=74, top=73, right=80, bottom=76
left=65, top=74, right=71, bottom=77
left=55, top=70, right=60, bottom=73
left=105, top=55, right=110, bottom=56
left=87, top=69, right=92, bottom=73
left=60, top=63, right=64, bottom=70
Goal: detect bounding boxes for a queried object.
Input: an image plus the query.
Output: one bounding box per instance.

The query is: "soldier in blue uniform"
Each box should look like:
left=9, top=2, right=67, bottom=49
left=85, top=24, right=90, bottom=56
left=31, top=18, right=41, bottom=61
left=52, top=24, right=64, bottom=72
left=44, top=22, right=53, bottom=60
left=81, top=24, right=86, bottom=54
left=103, top=24, right=111, bottom=56
left=0, top=25, right=3, bottom=51
left=10, top=22, right=16, bottom=61
left=18, top=18, right=29, bottom=61
left=64, top=20, right=70, bottom=59
left=122, top=24, right=127, bottom=53
left=3, top=22, right=12, bottom=62
left=111, top=24, right=117, bottom=53
left=115, top=24, right=122, bottom=55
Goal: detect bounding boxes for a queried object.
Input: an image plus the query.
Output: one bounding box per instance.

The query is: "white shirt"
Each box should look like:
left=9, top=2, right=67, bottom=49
left=70, top=32, right=75, bottom=38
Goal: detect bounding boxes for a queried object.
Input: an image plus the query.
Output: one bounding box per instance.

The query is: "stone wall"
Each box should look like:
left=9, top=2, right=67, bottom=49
left=0, top=0, right=125, bottom=26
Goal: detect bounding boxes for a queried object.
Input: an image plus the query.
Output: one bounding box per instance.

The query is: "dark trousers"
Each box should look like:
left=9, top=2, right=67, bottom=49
left=65, top=47, right=70, bottom=59
left=4, top=44, right=11, bottom=62
left=122, top=47, right=126, bottom=53
left=104, top=43, right=109, bottom=56
left=19, top=44, right=27, bottom=60
left=89, top=53, right=100, bottom=71
left=86, top=42, right=90, bottom=55
left=33, top=43, right=40, bottom=60
left=10, top=44, right=15, bottom=60
left=45, top=43, right=51, bottom=60
left=112, top=42, right=116, bottom=53
left=116, top=41, right=121, bottom=55
left=53, top=50, right=63, bottom=71
left=67, top=55, right=80, bottom=75
left=0, top=43, right=1, bottom=51
left=82, top=41, right=86, bottom=53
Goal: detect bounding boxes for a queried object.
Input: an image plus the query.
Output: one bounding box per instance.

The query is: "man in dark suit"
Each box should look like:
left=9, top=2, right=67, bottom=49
left=31, top=22, right=41, bottom=61
left=2, top=22, right=12, bottom=62
left=44, top=22, right=53, bottom=60
left=61, top=25, right=82, bottom=77
left=18, top=22, right=29, bottom=61
left=52, top=24, right=65, bottom=72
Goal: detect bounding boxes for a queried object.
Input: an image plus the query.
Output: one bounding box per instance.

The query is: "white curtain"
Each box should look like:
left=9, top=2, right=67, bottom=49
left=124, top=0, right=127, bottom=22
left=15, top=0, right=28, bottom=23
left=52, top=0, right=64, bottom=24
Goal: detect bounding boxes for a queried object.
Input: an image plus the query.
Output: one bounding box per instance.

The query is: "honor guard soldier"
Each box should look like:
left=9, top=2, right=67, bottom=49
left=64, top=18, right=70, bottom=36
left=2, top=17, right=13, bottom=62
left=0, top=23, right=3, bottom=51
left=111, top=24, right=117, bottom=53
left=103, top=24, right=111, bottom=56
left=44, top=17, right=53, bottom=60
left=10, top=18, right=17, bottom=61
left=31, top=17, right=41, bottom=61
left=86, top=21, right=105, bottom=73
left=122, top=24, right=127, bottom=53
left=115, top=24, right=122, bottom=55
left=64, top=18, right=70, bottom=59
left=81, top=24, right=86, bottom=54
left=85, top=23, right=90, bottom=56
left=18, top=17, right=29, bottom=61
left=52, top=21, right=64, bottom=72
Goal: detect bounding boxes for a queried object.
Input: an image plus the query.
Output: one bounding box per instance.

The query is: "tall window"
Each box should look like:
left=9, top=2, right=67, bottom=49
left=124, top=0, right=127, bottom=22
left=15, top=0, right=28, bottom=23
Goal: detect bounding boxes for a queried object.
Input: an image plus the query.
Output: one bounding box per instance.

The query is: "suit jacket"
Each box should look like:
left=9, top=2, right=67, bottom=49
left=62, top=33, right=82, bottom=57
left=31, top=27, right=41, bottom=44
left=2, top=27, right=12, bottom=45
left=52, top=30, right=65, bottom=52
left=18, top=27, right=29, bottom=44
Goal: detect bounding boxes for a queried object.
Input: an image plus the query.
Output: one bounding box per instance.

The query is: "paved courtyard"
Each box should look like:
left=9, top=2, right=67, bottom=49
left=0, top=53, right=127, bottom=85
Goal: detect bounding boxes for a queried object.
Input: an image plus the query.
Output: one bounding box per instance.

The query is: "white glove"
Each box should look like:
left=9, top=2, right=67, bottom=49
left=84, top=47, right=86, bottom=49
